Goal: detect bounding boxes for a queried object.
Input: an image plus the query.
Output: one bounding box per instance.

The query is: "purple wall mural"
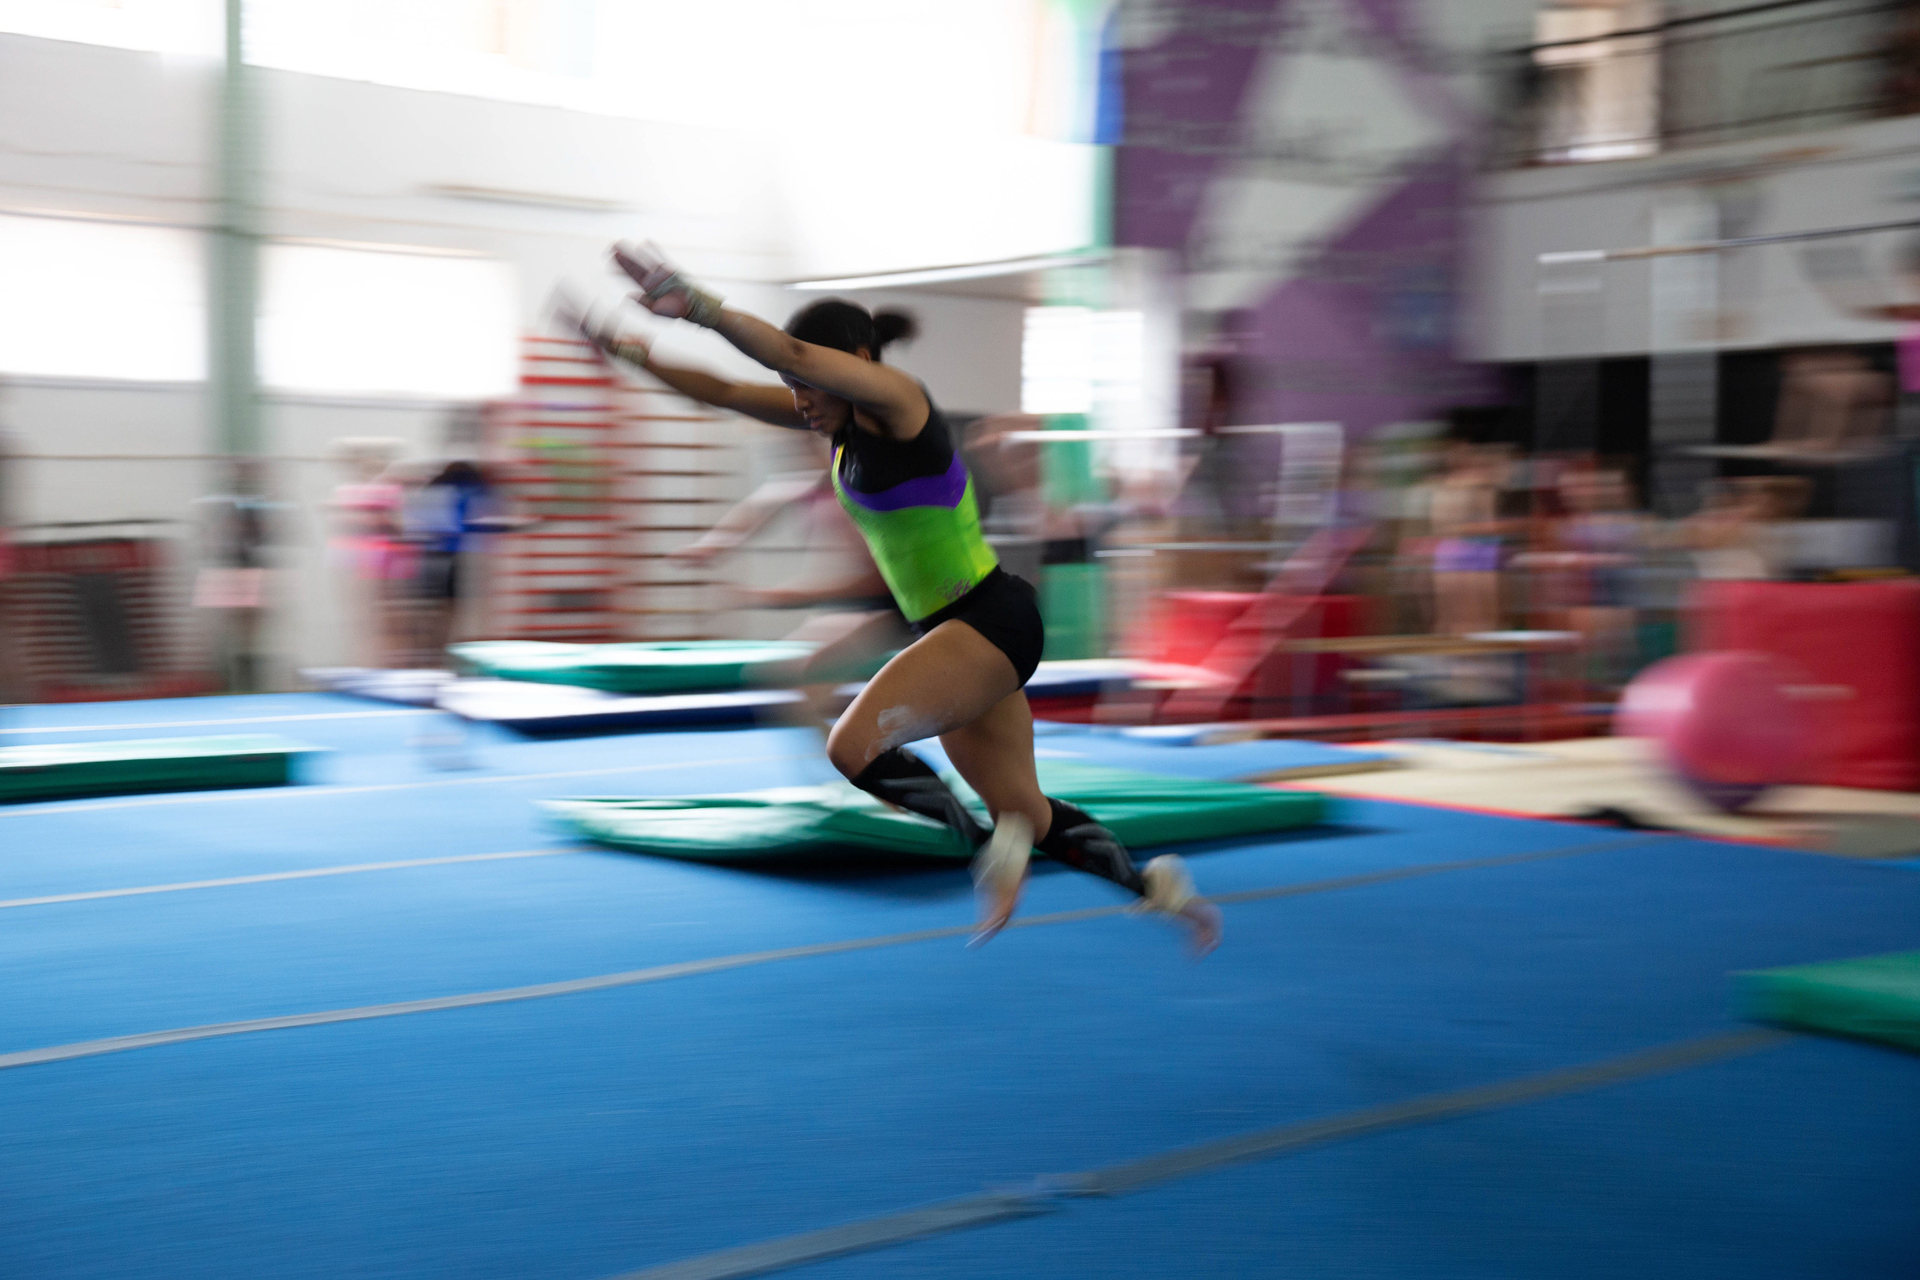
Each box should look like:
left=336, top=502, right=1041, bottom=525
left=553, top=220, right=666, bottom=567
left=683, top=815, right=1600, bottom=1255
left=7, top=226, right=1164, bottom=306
left=1114, top=0, right=1285, bottom=251
left=1115, top=0, right=1499, bottom=441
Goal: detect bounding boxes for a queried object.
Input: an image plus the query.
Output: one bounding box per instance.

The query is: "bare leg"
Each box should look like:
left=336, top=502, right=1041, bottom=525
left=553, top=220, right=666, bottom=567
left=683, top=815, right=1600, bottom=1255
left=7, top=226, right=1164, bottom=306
left=828, top=622, right=1040, bottom=942
left=939, top=690, right=1054, bottom=942
left=938, top=689, right=1051, bottom=835
left=825, top=619, right=1024, bottom=780
left=830, top=622, right=1220, bottom=954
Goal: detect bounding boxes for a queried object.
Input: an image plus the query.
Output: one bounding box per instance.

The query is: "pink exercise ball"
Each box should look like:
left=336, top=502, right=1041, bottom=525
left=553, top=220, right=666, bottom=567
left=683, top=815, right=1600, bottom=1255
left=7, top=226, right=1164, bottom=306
left=1616, top=652, right=1814, bottom=811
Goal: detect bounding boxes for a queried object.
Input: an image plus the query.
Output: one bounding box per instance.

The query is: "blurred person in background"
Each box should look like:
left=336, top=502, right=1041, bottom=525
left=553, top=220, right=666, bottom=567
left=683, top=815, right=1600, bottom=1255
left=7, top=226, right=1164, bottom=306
left=1802, top=233, right=1920, bottom=444
left=1365, top=424, right=1445, bottom=634
left=367, top=458, right=435, bottom=667
left=326, top=437, right=406, bottom=669
left=192, top=458, right=281, bottom=692
left=672, top=430, right=908, bottom=727
left=1534, top=462, right=1647, bottom=690
left=1770, top=347, right=1894, bottom=454
left=1822, top=236, right=1920, bottom=438
left=962, top=412, right=1146, bottom=586
left=1427, top=438, right=1515, bottom=635
left=1685, top=475, right=1812, bottom=581
left=403, top=458, right=505, bottom=666
left=1174, top=310, right=1264, bottom=584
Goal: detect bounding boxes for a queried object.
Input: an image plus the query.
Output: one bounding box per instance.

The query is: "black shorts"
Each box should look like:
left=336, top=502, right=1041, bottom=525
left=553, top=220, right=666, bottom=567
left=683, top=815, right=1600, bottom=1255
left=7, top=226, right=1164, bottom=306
left=909, top=567, right=1044, bottom=686
left=416, top=550, right=460, bottom=601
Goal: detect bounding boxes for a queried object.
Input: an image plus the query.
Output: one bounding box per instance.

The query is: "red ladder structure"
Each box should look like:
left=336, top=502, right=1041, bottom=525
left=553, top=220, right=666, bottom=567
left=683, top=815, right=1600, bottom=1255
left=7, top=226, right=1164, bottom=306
left=613, top=384, right=732, bottom=641
left=490, top=334, right=736, bottom=642
left=492, top=334, right=623, bottom=642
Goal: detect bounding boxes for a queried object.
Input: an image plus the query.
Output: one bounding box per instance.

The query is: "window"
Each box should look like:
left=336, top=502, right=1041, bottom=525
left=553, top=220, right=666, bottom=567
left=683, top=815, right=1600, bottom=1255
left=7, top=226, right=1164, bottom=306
left=0, top=0, right=219, bottom=57
left=258, top=243, right=517, bottom=398
left=1533, top=4, right=1660, bottom=162
left=1021, top=306, right=1143, bottom=417
left=0, top=214, right=205, bottom=381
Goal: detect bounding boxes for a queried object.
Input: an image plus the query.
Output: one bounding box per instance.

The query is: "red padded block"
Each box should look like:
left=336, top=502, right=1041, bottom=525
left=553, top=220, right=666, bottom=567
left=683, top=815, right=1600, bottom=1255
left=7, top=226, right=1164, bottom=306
left=1689, top=580, right=1920, bottom=791
left=1245, top=595, right=1370, bottom=704
left=1141, top=592, right=1369, bottom=720
left=1139, top=592, right=1258, bottom=669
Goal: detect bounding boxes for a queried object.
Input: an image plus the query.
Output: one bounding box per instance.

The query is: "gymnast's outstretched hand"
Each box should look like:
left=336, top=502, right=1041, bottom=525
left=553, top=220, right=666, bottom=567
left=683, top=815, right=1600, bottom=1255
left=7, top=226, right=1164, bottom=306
left=612, top=241, right=725, bottom=328
left=553, top=288, right=652, bottom=367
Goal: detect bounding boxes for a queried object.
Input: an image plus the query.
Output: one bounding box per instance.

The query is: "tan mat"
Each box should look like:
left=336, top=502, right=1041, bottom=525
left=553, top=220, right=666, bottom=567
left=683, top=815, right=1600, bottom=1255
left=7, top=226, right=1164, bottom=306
left=1297, top=737, right=1920, bottom=856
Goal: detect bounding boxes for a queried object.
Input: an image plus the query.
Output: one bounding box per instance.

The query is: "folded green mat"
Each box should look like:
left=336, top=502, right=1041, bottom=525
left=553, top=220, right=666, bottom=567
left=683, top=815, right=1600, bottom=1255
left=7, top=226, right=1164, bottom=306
left=1740, top=950, right=1920, bottom=1055
left=545, top=760, right=1327, bottom=862
left=452, top=640, right=820, bottom=695
left=0, top=735, right=318, bottom=803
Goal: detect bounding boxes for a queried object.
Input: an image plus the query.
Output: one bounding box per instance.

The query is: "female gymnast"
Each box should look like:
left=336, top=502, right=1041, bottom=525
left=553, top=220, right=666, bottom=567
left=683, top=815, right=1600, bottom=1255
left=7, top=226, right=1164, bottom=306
left=590, top=242, right=1221, bottom=953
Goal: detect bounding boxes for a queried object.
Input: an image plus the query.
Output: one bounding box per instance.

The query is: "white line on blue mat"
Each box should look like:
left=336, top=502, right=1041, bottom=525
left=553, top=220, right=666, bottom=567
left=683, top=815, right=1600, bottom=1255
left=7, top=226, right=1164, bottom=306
left=0, top=834, right=1665, bottom=1072
left=609, top=1027, right=1789, bottom=1280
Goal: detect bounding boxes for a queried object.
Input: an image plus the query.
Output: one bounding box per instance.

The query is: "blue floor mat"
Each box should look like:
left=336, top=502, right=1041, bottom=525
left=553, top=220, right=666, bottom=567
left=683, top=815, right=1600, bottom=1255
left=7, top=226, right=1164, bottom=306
left=3, top=696, right=1918, bottom=1279
left=821, top=1036, right=1918, bottom=1280
left=5, top=839, right=1917, bottom=1279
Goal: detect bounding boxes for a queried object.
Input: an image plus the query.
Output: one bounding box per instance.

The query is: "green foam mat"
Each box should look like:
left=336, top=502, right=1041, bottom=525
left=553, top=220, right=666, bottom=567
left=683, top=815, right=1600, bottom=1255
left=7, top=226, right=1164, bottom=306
left=0, top=735, right=318, bottom=803
left=545, top=760, right=1328, bottom=862
left=451, top=640, right=823, bottom=695
left=1740, top=950, right=1920, bottom=1054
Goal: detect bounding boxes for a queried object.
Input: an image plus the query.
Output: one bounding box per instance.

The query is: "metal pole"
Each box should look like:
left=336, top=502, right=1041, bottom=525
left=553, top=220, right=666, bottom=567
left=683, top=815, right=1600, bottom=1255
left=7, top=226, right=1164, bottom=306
left=208, top=0, right=264, bottom=691
left=210, top=0, right=259, bottom=466
left=1540, top=216, right=1920, bottom=264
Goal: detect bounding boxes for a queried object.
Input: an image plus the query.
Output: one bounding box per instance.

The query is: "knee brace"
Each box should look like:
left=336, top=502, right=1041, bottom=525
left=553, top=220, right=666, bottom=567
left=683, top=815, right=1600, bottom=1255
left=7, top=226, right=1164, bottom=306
left=1036, top=798, right=1145, bottom=896
left=849, top=749, right=986, bottom=848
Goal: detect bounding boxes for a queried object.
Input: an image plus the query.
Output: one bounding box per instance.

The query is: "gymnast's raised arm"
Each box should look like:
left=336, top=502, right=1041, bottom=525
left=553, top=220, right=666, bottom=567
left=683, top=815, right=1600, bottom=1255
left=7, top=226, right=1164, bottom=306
left=611, top=242, right=930, bottom=441
left=561, top=293, right=805, bottom=430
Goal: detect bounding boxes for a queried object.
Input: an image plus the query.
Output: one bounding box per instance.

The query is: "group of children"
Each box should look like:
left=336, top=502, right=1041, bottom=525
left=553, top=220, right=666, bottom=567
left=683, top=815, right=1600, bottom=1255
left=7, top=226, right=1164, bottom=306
left=327, top=436, right=507, bottom=671
left=1391, top=437, right=1831, bottom=693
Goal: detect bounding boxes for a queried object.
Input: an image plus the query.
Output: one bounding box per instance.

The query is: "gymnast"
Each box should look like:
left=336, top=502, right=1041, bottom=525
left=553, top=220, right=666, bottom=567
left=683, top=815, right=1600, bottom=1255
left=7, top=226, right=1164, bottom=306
left=580, top=243, right=1221, bottom=953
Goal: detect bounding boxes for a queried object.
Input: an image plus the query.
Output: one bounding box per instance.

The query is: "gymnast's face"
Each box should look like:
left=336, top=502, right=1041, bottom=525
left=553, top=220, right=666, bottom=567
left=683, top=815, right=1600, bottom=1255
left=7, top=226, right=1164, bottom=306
left=782, top=346, right=869, bottom=435
left=783, top=377, right=852, bottom=435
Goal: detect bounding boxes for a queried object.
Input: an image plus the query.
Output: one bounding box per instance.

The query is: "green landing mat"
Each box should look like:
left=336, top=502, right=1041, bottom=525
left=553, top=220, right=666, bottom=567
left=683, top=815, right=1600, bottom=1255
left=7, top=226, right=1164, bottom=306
left=451, top=640, right=824, bottom=695
left=545, top=760, right=1328, bottom=862
left=1740, top=950, right=1920, bottom=1055
left=0, top=735, right=318, bottom=803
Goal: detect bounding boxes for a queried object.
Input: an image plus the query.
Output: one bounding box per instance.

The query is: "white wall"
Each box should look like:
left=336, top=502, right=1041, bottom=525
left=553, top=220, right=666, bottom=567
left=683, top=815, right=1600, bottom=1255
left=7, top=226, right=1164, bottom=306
left=1468, top=115, right=1920, bottom=361
left=0, top=31, right=1034, bottom=679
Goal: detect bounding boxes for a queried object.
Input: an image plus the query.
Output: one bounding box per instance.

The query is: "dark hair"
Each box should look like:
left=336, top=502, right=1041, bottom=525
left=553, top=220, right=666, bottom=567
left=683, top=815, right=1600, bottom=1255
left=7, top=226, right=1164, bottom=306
left=430, top=460, right=486, bottom=488
left=784, top=298, right=918, bottom=360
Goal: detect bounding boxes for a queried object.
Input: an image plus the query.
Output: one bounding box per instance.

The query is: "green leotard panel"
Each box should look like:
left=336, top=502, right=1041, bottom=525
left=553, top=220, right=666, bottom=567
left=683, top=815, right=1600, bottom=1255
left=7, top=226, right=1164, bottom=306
left=829, top=408, right=998, bottom=622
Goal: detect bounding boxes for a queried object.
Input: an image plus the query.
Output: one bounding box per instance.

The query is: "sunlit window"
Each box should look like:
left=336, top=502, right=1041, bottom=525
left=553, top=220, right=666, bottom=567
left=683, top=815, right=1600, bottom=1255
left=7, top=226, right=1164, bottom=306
left=0, top=214, right=206, bottom=381
left=0, top=219, right=517, bottom=394
left=0, top=0, right=220, bottom=57
left=258, top=243, right=517, bottom=399
left=0, top=2, right=1109, bottom=281
left=0, top=0, right=1111, bottom=141
left=1021, top=306, right=1142, bottom=416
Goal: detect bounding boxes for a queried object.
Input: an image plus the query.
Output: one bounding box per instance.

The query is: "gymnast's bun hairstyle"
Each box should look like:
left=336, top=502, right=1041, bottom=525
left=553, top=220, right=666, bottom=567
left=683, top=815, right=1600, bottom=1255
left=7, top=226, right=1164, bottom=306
left=871, top=309, right=917, bottom=351
left=785, top=298, right=918, bottom=360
